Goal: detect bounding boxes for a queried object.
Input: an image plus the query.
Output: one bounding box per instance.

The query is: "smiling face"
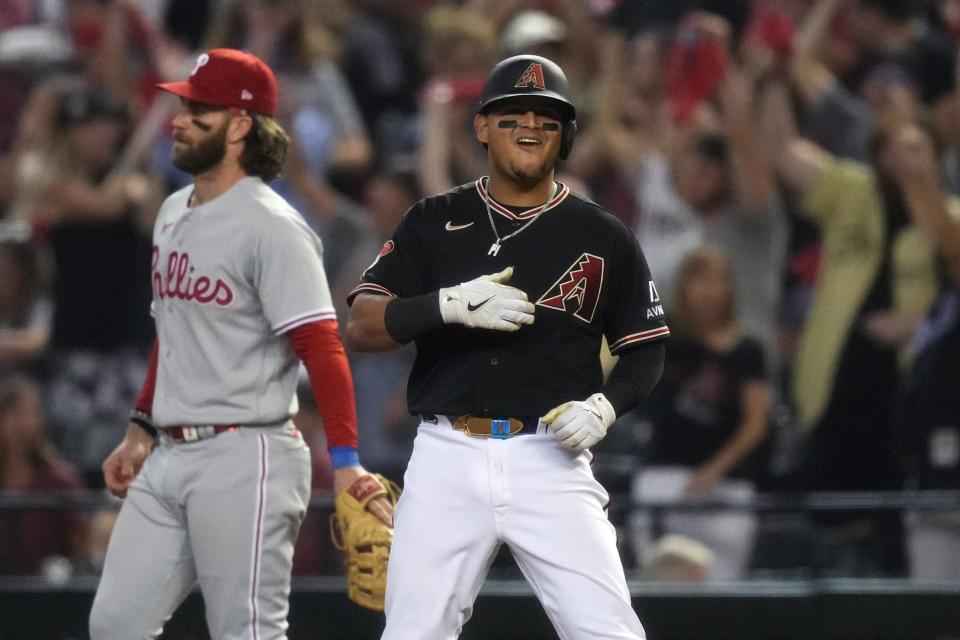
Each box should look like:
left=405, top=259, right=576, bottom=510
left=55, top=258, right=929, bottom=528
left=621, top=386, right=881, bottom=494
left=475, top=97, right=566, bottom=189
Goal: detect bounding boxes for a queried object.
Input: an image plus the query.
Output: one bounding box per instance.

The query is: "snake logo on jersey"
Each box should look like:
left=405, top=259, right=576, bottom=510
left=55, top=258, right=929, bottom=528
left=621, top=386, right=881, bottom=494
left=151, top=247, right=235, bottom=306
left=536, top=253, right=605, bottom=323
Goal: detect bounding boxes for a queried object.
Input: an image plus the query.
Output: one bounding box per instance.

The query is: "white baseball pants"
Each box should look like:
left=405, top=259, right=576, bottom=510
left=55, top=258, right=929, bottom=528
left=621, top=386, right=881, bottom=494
left=381, top=417, right=645, bottom=640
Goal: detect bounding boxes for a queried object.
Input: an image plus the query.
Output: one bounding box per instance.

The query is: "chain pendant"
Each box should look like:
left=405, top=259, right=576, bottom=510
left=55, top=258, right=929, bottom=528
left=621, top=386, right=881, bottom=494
left=488, top=242, right=501, bottom=256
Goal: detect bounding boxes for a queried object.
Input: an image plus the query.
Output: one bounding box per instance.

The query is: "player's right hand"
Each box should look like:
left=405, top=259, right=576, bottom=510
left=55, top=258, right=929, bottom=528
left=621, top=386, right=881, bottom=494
left=102, top=423, right=155, bottom=498
left=438, top=266, right=535, bottom=331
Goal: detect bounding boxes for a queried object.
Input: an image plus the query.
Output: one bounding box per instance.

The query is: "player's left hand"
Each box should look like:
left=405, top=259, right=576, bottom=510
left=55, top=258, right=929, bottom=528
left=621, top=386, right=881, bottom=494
left=330, top=468, right=400, bottom=611
left=542, top=393, right=616, bottom=451
left=333, top=466, right=394, bottom=526
left=102, top=423, right=155, bottom=498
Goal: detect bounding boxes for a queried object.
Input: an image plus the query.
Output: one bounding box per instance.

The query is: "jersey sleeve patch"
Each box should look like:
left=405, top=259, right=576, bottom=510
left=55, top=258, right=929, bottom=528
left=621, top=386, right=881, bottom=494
left=364, top=240, right=395, bottom=276
left=272, top=307, right=338, bottom=334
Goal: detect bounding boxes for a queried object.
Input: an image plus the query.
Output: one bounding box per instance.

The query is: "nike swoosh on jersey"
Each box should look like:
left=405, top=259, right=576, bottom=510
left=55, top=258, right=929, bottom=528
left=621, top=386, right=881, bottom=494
left=162, top=222, right=174, bottom=233
left=445, top=221, right=475, bottom=231
left=467, top=296, right=495, bottom=312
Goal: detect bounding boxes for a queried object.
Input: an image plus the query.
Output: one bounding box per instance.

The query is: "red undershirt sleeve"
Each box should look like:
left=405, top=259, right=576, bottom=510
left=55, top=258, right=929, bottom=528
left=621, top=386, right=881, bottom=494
left=135, top=339, right=159, bottom=415
left=286, top=319, right=359, bottom=450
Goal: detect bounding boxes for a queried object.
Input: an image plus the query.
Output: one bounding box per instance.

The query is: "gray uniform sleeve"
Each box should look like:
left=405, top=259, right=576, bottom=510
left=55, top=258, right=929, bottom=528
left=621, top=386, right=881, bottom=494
left=256, top=212, right=336, bottom=334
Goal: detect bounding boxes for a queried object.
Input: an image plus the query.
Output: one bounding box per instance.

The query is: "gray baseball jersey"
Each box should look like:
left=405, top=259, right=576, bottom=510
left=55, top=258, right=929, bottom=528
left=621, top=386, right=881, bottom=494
left=149, top=176, right=335, bottom=426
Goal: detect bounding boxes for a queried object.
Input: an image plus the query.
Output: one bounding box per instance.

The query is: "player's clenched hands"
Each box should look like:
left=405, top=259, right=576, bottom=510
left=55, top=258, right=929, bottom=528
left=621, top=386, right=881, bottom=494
left=542, top=393, right=617, bottom=451
left=334, top=466, right=395, bottom=527
left=102, top=423, right=155, bottom=498
left=439, top=266, right=535, bottom=331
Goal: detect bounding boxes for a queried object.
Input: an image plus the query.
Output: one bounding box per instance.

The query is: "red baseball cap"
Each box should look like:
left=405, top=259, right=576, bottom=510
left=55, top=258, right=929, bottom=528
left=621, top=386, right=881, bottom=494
left=157, top=49, right=278, bottom=117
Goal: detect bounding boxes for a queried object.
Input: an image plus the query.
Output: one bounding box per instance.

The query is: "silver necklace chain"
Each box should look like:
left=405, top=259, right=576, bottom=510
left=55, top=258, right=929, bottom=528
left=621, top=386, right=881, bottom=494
left=481, top=177, right=560, bottom=256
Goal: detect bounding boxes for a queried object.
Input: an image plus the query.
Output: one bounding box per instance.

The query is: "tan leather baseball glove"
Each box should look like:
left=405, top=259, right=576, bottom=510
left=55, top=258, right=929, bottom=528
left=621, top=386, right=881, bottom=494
left=330, top=473, right=400, bottom=611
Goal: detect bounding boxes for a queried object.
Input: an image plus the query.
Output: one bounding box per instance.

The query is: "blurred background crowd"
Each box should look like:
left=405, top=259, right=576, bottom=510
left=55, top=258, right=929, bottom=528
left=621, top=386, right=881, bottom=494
left=0, top=0, right=959, bottom=590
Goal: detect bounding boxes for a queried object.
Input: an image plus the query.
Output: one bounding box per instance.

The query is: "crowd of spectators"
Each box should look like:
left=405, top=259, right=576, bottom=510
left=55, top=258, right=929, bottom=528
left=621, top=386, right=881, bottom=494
left=0, top=0, right=958, bottom=586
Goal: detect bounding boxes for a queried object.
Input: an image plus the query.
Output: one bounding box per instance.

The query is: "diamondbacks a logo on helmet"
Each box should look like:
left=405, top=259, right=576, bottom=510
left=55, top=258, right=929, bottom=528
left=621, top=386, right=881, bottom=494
left=537, top=253, right=605, bottom=323
left=514, top=63, right=546, bottom=90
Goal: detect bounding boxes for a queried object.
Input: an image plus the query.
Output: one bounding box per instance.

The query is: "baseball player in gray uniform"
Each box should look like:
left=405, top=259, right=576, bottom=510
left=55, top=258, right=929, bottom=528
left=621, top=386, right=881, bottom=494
left=88, top=49, right=392, bottom=640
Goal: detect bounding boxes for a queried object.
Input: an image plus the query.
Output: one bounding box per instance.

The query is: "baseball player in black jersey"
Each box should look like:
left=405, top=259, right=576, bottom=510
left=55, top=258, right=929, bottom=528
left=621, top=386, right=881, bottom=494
left=347, top=55, right=668, bottom=640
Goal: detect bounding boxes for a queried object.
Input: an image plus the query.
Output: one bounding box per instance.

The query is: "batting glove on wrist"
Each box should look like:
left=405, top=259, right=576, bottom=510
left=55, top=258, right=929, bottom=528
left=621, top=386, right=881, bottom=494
left=439, top=266, right=535, bottom=331
left=542, top=393, right=617, bottom=451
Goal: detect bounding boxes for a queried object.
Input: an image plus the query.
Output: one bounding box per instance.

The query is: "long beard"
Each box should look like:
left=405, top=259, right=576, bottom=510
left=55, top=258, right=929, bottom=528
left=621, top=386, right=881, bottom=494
left=172, top=125, right=228, bottom=175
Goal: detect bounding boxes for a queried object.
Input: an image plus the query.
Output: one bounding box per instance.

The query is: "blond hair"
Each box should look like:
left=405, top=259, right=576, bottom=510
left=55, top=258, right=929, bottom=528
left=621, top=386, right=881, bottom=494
left=239, top=114, right=291, bottom=182
left=671, top=246, right=737, bottom=339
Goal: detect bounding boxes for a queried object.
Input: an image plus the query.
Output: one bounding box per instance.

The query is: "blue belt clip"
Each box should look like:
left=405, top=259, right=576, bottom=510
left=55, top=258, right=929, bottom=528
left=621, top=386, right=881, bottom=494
left=490, top=419, right=511, bottom=439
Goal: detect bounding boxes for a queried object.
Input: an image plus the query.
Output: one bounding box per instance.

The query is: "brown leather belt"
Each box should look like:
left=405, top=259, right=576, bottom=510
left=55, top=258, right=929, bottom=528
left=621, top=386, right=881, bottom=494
left=449, top=415, right=539, bottom=439
left=162, top=424, right=239, bottom=443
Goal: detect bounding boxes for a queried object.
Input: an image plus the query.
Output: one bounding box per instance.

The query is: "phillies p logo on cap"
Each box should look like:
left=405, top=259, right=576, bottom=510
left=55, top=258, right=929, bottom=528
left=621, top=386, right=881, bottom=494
left=190, top=53, right=210, bottom=77
left=158, top=49, right=279, bottom=117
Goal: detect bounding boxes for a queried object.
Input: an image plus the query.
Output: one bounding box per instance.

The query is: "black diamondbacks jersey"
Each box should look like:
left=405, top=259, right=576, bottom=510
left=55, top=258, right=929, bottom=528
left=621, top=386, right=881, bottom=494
left=348, top=179, right=670, bottom=417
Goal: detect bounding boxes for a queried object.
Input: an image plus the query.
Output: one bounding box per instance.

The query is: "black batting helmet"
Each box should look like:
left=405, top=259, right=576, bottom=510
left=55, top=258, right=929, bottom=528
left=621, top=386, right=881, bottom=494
left=477, top=55, right=577, bottom=159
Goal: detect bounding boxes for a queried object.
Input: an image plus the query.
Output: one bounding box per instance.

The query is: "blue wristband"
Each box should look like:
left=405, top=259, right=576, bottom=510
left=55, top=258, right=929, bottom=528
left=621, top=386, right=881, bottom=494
left=329, top=446, right=360, bottom=470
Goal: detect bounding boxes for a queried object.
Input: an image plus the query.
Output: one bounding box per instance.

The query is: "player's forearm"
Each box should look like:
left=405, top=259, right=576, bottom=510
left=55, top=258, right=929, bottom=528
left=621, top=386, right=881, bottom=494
left=288, top=320, right=359, bottom=450
left=602, top=341, right=665, bottom=417
left=348, top=291, right=453, bottom=350
left=124, top=420, right=156, bottom=445
left=128, top=339, right=159, bottom=438
left=346, top=294, right=406, bottom=351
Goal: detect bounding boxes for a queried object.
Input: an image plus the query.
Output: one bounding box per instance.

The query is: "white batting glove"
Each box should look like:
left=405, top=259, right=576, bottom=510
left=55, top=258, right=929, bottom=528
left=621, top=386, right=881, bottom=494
left=542, top=393, right=617, bottom=451
left=439, top=266, right=535, bottom=331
